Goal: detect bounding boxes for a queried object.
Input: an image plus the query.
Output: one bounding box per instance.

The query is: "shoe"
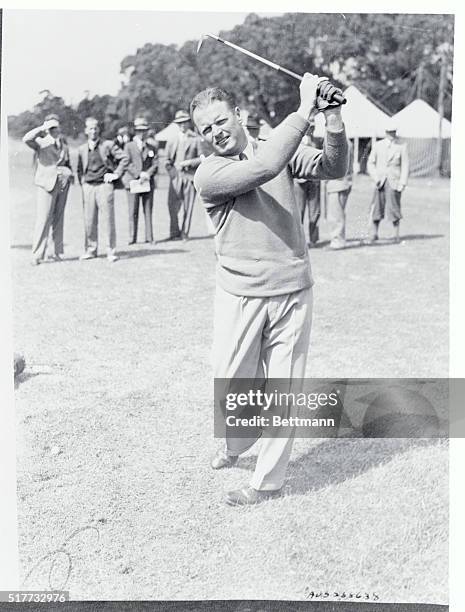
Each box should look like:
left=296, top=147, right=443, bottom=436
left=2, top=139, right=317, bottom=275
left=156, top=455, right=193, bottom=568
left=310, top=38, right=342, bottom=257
left=31, top=258, right=41, bottom=266
left=363, top=237, right=378, bottom=246
left=128, top=240, right=136, bottom=245
left=168, top=234, right=182, bottom=241
left=210, top=448, right=238, bottom=470
left=46, top=254, right=63, bottom=262
left=225, top=486, right=281, bottom=507
left=107, top=254, right=119, bottom=263
left=80, top=252, right=97, bottom=260
left=328, top=243, right=346, bottom=251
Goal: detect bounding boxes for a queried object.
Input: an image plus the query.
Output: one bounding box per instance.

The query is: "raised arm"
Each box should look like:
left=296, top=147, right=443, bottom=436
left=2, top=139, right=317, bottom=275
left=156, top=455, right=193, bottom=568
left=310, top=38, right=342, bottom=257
left=22, top=125, right=45, bottom=151
left=290, top=129, right=348, bottom=181
left=195, top=75, right=346, bottom=205
left=195, top=113, right=311, bottom=203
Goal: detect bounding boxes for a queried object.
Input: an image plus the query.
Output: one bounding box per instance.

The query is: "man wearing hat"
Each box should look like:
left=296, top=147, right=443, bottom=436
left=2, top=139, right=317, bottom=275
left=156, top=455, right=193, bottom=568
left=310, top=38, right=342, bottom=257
left=23, top=115, right=74, bottom=265
left=77, top=117, right=128, bottom=262
left=122, top=118, right=159, bottom=244
left=165, top=110, right=202, bottom=240
left=367, top=119, right=409, bottom=243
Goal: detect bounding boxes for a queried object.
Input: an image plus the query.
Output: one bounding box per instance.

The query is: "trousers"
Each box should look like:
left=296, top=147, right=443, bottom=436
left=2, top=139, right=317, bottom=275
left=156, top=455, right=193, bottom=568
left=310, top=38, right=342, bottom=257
left=127, top=189, right=154, bottom=243
left=327, top=188, right=351, bottom=247
left=32, top=181, right=70, bottom=260
left=213, top=285, right=313, bottom=491
left=81, top=182, right=116, bottom=255
left=167, top=172, right=197, bottom=238
left=295, top=180, right=321, bottom=245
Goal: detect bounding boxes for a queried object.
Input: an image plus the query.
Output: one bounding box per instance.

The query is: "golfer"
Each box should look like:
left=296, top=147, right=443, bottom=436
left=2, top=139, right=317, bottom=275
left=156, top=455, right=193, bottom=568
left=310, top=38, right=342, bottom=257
left=191, top=74, right=348, bottom=506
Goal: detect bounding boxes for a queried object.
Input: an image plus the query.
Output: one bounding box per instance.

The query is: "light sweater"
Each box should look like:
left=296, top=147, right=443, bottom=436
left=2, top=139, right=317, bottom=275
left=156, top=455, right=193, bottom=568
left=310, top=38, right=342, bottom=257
left=194, top=112, right=348, bottom=297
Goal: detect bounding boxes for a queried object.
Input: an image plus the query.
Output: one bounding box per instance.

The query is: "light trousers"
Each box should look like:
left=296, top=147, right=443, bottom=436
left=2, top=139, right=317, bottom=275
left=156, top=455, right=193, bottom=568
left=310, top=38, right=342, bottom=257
left=327, top=188, right=351, bottom=247
left=213, top=285, right=313, bottom=491
left=32, top=181, right=70, bottom=260
left=167, top=173, right=197, bottom=238
left=81, top=182, right=116, bottom=255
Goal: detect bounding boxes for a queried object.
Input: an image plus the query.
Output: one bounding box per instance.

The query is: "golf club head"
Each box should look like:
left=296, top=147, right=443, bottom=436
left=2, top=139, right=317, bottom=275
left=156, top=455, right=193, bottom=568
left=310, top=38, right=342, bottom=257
left=196, top=35, right=206, bottom=54
left=196, top=33, right=218, bottom=53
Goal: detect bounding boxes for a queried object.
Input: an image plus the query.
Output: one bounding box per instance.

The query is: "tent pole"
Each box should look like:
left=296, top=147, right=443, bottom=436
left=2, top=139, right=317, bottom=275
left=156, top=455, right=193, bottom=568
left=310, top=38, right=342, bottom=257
left=437, top=48, right=447, bottom=176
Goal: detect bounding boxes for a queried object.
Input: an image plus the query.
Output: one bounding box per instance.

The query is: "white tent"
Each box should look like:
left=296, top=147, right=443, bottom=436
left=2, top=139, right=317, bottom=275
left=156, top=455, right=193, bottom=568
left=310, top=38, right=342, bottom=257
left=392, top=99, right=451, bottom=176
left=155, top=122, right=179, bottom=143
left=314, top=85, right=391, bottom=172
left=392, top=99, right=451, bottom=138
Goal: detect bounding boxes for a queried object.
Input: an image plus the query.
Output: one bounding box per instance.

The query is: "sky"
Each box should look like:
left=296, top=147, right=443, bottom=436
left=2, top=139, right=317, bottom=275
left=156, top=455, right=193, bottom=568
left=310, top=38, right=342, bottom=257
left=2, top=10, right=281, bottom=114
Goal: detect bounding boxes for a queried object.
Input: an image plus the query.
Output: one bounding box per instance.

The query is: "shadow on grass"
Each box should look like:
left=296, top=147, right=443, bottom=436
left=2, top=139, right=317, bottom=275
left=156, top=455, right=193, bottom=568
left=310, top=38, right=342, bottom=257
left=236, top=438, right=441, bottom=497
left=287, top=438, right=440, bottom=496
left=117, top=248, right=187, bottom=259
left=364, top=234, right=444, bottom=247
left=10, top=244, right=32, bottom=250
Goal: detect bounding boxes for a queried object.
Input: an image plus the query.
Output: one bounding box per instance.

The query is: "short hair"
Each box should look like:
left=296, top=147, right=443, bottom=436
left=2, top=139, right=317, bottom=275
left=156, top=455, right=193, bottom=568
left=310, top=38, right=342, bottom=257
left=190, top=88, right=237, bottom=121
left=44, top=113, right=59, bottom=122
left=85, top=117, right=99, bottom=127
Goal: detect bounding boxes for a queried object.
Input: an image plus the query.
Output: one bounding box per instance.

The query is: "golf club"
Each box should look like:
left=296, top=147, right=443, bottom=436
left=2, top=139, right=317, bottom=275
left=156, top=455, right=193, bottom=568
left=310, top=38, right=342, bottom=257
left=197, top=33, right=346, bottom=106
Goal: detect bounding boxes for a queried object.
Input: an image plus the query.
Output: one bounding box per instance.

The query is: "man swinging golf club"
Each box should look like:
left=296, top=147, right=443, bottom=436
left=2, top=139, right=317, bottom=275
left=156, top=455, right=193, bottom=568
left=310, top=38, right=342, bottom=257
left=191, top=73, right=348, bottom=506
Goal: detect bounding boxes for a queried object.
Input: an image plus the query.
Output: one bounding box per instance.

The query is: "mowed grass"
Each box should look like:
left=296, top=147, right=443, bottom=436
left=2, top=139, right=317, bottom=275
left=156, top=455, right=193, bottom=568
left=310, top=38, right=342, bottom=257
left=10, top=138, right=448, bottom=603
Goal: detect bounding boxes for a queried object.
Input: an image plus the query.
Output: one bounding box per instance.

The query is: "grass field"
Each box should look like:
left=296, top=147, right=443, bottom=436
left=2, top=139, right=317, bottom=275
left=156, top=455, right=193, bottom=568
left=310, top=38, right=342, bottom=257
left=10, top=138, right=448, bottom=603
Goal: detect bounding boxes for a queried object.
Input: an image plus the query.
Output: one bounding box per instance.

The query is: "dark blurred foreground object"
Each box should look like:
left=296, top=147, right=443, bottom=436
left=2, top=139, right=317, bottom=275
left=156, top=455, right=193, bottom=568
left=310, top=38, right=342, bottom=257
left=362, top=387, right=440, bottom=438
left=14, top=353, right=26, bottom=378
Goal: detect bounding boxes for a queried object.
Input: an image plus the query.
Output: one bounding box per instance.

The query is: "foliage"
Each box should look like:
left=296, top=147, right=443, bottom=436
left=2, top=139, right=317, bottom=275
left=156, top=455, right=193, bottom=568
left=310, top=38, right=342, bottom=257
left=7, top=13, right=454, bottom=138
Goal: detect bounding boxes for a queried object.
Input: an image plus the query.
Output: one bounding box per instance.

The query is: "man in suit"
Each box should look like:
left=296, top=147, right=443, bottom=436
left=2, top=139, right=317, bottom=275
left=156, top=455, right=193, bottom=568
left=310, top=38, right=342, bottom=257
left=122, top=117, right=159, bottom=244
left=23, top=115, right=74, bottom=265
left=367, top=120, right=409, bottom=244
left=165, top=110, right=202, bottom=240
left=325, top=139, right=354, bottom=250
left=293, top=118, right=322, bottom=247
left=191, top=76, right=348, bottom=506
left=77, top=117, right=128, bottom=262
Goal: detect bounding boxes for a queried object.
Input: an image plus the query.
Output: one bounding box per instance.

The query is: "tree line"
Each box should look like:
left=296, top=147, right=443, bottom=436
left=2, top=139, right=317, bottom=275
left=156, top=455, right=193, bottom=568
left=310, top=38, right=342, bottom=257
left=8, top=12, right=454, bottom=139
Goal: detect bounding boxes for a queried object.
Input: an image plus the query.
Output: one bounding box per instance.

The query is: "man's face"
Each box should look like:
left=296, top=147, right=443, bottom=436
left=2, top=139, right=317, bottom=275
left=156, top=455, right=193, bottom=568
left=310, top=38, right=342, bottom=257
left=136, top=130, right=148, bottom=141
left=48, top=126, right=60, bottom=139
left=193, top=100, right=247, bottom=157
left=86, top=121, right=100, bottom=141
left=386, top=130, right=396, bottom=141
left=178, top=121, right=190, bottom=134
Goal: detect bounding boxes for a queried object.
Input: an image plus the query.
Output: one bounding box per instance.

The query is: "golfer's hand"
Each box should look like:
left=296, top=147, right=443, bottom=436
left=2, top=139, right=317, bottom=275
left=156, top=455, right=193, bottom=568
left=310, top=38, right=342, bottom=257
left=297, top=73, right=320, bottom=120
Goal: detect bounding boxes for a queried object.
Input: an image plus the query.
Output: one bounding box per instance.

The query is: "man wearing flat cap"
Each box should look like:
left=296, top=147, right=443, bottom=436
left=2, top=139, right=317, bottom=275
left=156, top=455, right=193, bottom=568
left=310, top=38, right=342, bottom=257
left=122, top=117, right=159, bottom=244
left=23, top=115, right=73, bottom=265
left=367, top=119, right=409, bottom=244
left=165, top=110, right=203, bottom=240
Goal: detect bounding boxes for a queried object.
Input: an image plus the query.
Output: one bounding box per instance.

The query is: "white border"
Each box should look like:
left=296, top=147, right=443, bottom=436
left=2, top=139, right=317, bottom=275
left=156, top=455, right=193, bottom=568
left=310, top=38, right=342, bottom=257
left=1, top=3, right=463, bottom=607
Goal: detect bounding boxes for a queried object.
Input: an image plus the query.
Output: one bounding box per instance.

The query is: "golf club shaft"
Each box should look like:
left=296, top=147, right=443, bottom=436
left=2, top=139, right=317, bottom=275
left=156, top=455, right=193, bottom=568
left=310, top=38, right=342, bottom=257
left=204, top=33, right=345, bottom=105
